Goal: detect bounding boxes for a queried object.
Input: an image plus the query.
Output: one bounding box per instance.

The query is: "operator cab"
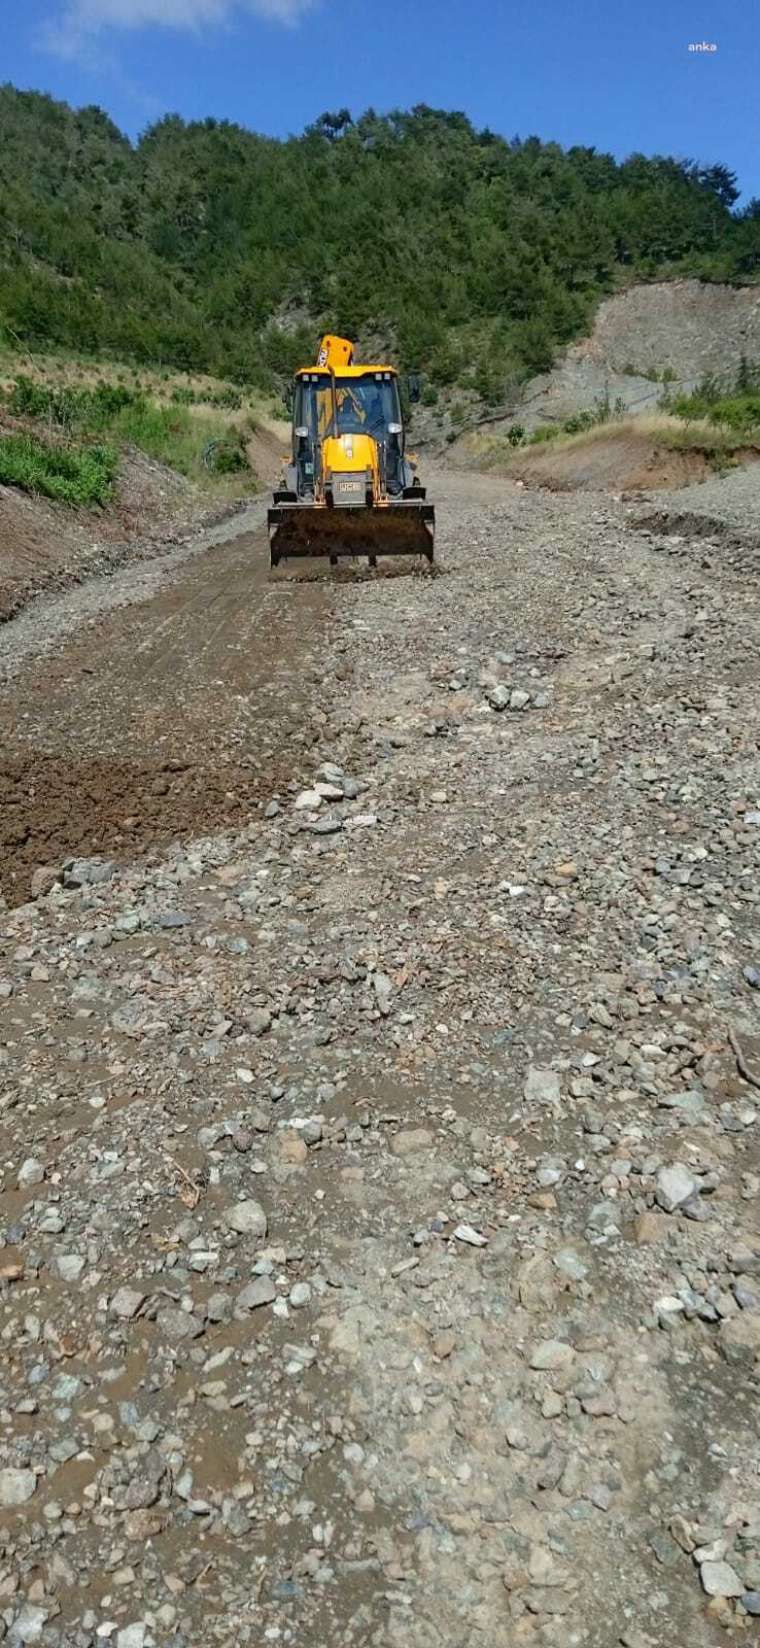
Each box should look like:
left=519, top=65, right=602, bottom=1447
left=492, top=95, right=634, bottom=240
left=292, top=369, right=405, bottom=497
left=294, top=370, right=403, bottom=445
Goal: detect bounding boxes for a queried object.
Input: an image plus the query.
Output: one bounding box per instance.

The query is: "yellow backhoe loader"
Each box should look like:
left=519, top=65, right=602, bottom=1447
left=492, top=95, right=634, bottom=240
left=268, top=335, right=435, bottom=568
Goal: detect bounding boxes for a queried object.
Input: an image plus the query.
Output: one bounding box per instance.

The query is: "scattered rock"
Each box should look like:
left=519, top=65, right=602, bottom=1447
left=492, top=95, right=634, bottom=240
left=390, top=1128, right=434, bottom=1156
left=223, top=1200, right=268, bottom=1237
left=655, top=1163, right=699, bottom=1213
left=699, top=1560, right=743, bottom=1598
left=110, top=1287, right=147, bottom=1320
left=237, top=1276, right=277, bottom=1310
left=529, top=1339, right=575, bottom=1371
left=524, top=1067, right=561, bottom=1109
left=17, top=1158, right=44, bottom=1189
left=0, top=1469, right=37, bottom=1508
left=30, top=865, right=60, bottom=899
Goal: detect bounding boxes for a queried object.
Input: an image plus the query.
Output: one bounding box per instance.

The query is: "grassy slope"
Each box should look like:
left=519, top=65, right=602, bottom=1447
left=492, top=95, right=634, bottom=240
left=469, top=409, right=760, bottom=464
left=0, top=349, right=290, bottom=507
left=458, top=415, right=760, bottom=493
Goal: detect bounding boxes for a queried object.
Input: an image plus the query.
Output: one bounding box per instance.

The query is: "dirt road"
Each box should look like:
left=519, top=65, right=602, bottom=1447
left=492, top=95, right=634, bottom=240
left=1, top=468, right=760, bottom=1647
left=0, top=504, right=332, bottom=906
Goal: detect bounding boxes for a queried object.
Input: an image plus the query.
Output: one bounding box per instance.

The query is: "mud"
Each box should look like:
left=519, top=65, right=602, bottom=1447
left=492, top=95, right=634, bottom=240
left=0, top=753, right=276, bottom=905
left=0, top=524, right=330, bottom=903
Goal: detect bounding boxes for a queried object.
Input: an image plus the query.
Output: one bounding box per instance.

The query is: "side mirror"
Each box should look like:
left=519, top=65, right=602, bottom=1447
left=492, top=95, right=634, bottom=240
left=406, top=373, right=421, bottom=404
left=282, top=385, right=294, bottom=412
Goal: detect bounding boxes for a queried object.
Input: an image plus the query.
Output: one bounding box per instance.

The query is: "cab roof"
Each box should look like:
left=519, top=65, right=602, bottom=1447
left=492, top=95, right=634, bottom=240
left=295, top=364, right=398, bottom=379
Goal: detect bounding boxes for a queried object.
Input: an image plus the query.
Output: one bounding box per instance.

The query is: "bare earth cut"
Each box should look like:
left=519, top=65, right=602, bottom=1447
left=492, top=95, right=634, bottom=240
left=0, top=463, right=759, bottom=1647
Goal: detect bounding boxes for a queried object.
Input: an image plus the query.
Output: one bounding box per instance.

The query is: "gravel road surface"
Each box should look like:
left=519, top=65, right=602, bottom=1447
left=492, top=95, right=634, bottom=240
left=0, top=467, right=759, bottom=1647
left=649, top=463, right=760, bottom=536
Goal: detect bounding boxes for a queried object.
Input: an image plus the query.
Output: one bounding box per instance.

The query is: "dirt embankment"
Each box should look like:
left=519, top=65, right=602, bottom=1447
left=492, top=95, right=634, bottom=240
left=0, top=401, right=291, bottom=623
left=509, top=434, right=715, bottom=492
left=246, top=419, right=287, bottom=486
left=454, top=419, right=760, bottom=495
left=502, top=433, right=760, bottom=494
left=0, top=446, right=245, bottom=624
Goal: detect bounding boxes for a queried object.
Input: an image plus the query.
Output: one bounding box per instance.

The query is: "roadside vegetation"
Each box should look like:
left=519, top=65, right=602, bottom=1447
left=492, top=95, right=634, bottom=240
left=480, top=363, right=760, bottom=470
left=1, top=86, right=759, bottom=405
left=0, top=431, right=117, bottom=505
left=0, top=369, right=256, bottom=507
left=661, top=361, right=760, bottom=435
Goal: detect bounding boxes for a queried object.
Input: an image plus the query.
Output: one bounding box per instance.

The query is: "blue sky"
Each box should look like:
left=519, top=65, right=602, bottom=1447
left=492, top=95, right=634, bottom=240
left=5, top=0, right=759, bottom=200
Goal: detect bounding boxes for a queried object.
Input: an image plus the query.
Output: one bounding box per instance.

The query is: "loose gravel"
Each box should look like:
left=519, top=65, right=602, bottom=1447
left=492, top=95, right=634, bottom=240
left=0, top=466, right=759, bottom=1647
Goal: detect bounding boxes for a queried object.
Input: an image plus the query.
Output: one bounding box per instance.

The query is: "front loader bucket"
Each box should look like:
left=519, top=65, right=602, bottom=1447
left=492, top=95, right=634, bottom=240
left=268, top=500, right=435, bottom=567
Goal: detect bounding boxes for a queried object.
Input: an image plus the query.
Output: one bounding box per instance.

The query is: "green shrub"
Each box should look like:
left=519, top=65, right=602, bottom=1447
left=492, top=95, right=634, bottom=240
left=209, top=387, right=243, bottom=410
left=703, top=393, right=760, bottom=431
left=0, top=433, right=116, bottom=505
left=528, top=424, right=563, bottom=443
left=668, top=375, right=760, bottom=432
left=4, top=373, right=250, bottom=485
left=6, top=375, right=138, bottom=428
left=202, top=438, right=247, bottom=474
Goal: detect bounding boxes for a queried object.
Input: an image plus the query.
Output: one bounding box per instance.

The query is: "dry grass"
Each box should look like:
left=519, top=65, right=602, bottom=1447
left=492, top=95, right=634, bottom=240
left=468, top=413, right=760, bottom=471
left=0, top=345, right=284, bottom=431
left=0, top=349, right=293, bottom=502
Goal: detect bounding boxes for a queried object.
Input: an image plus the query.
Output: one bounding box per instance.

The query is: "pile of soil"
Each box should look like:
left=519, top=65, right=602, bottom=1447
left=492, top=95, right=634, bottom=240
left=0, top=752, right=274, bottom=906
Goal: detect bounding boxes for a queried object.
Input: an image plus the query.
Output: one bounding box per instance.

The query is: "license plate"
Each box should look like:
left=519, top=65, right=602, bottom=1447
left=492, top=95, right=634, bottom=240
left=337, top=480, right=362, bottom=496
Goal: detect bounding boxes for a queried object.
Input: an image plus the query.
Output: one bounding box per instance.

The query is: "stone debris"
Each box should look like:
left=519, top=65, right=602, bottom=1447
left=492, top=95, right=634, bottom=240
left=109, top=1286, right=146, bottom=1320
left=0, top=1469, right=37, bottom=1508
left=223, top=1199, right=268, bottom=1237
left=700, top=1559, right=744, bottom=1598
left=655, top=1162, right=699, bottom=1212
left=1, top=470, right=760, bottom=1644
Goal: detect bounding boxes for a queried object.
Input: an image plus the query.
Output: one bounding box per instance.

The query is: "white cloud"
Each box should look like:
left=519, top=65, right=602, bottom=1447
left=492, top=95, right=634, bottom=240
left=43, top=0, right=313, bottom=58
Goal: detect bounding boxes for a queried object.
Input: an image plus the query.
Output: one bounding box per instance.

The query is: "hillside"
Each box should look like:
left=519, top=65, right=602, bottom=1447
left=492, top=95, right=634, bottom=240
left=2, top=85, right=760, bottom=403
left=475, top=278, right=760, bottom=435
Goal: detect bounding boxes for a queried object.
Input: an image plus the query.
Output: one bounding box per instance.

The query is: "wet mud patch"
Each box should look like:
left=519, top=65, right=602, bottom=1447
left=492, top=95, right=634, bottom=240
left=0, top=751, right=281, bottom=906
left=0, top=523, right=334, bottom=905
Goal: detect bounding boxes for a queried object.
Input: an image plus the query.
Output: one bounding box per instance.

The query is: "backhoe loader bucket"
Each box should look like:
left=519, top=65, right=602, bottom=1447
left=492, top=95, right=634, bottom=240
left=268, top=499, right=435, bottom=567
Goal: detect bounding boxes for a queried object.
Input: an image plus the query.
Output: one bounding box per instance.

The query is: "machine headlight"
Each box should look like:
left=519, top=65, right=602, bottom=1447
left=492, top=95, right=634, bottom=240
left=388, top=422, right=402, bottom=434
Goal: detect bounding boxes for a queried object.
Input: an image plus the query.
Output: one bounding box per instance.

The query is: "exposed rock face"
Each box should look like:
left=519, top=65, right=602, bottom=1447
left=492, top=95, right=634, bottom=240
left=504, top=279, right=760, bottom=430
